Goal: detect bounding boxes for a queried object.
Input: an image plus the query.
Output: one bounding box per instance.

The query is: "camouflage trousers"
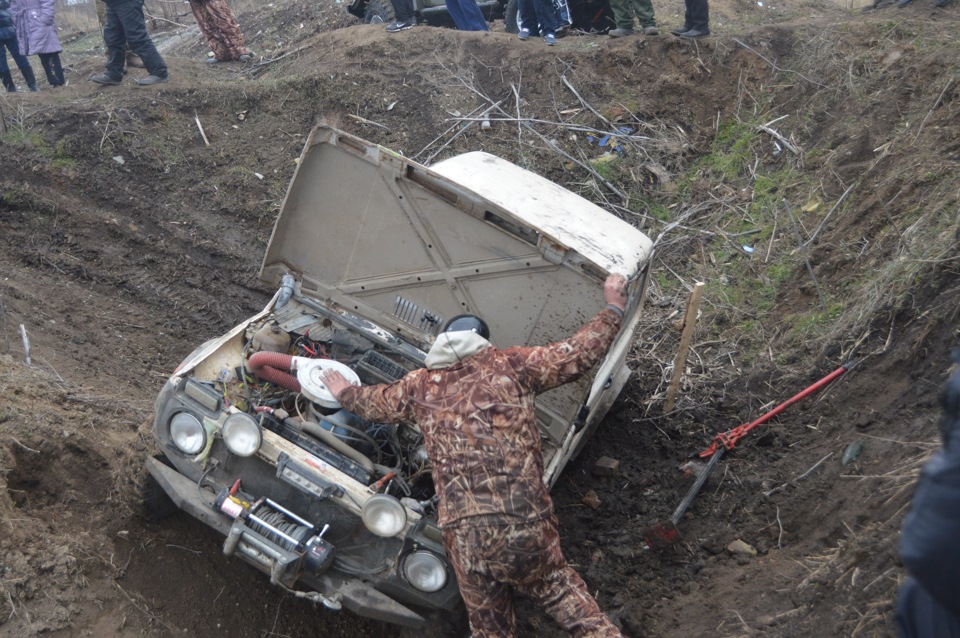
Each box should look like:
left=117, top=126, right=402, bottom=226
left=187, top=0, right=250, bottom=61
left=443, top=517, right=622, bottom=638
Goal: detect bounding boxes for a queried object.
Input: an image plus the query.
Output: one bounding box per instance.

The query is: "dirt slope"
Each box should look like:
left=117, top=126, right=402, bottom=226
left=2, top=0, right=960, bottom=636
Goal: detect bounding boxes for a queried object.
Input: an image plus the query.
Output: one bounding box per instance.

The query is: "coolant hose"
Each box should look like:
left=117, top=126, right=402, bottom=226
left=248, top=351, right=301, bottom=392
left=298, top=419, right=374, bottom=471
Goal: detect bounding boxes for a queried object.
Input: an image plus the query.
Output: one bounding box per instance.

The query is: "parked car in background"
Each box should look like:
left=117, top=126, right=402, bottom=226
left=146, top=125, right=653, bottom=630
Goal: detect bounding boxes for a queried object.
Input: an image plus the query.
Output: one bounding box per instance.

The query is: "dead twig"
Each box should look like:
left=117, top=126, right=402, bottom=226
left=346, top=113, right=389, bottom=131
left=803, top=182, right=857, bottom=249
left=758, top=121, right=801, bottom=155
left=915, top=77, right=954, bottom=140
left=732, top=38, right=827, bottom=89
left=783, top=200, right=828, bottom=313
left=423, top=101, right=503, bottom=164
left=9, top=437, right=40, bottom=454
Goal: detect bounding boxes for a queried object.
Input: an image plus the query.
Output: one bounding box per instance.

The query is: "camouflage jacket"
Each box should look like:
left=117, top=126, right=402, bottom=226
left=338, top=308, right=622, bottom=528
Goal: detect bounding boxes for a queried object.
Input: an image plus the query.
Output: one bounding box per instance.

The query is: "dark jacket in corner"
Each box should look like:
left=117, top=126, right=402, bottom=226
left=899, top=350, right=960, bottom=622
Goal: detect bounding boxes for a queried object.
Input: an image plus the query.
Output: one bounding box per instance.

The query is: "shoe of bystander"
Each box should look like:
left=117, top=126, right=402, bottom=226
left=385, top=20, right=413, bottom=32
left=608, top=27, right=635, bottom=37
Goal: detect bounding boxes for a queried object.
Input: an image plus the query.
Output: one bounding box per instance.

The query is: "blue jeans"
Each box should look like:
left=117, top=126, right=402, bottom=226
left=518, top=0, right=558, bottom=35
left=0, top=36, right=30, bottom=74
left=103, top=0, right=167, bottom=79
left=445, top=0, right=488, bottom=30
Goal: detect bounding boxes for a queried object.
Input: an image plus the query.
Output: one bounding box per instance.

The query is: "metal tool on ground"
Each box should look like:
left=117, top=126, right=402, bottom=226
left=643, top=361, right=854, bottom=550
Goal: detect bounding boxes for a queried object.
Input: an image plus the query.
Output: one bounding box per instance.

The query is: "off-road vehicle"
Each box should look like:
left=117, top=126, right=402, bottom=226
left=147, top=125, right=653, bottom=629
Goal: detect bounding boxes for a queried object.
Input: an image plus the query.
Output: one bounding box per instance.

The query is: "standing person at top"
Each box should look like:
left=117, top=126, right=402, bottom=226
left=11, top=0, right=63, bottom=86
left=607, top=0, right=658, bottom=37
left=444, top=0, right=488, bottom=31
left=95, top=0, right=143, bottom=69
left=186, top=0, right=252, bottom=63
left=516, top=0, right=560, bottom=46
left=321, top=274, right=629, bottom=638
left=0, top=0, right=38, bottom=91
left=671, top=0, right=709, bottom=38
left=382, top=0, right=416, bottom=33
left=90, top=0, right=168, bottom=86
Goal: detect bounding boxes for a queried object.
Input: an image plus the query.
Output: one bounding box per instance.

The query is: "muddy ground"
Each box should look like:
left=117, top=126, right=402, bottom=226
left=1, top=0, right=960, bottom=636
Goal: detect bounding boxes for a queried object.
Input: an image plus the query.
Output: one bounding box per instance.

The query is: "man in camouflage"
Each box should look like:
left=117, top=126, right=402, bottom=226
left=187, top=0, right=252, bottom=63
left=323, top=274, right=628, bottom=638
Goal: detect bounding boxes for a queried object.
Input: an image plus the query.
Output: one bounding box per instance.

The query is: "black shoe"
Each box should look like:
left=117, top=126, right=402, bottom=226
left=91, top=73, right=122, bottom=85
left=671, top=26, right=690, bottom=35
left=679, top=28, right=710, bottom=38
left=385, top=20, right=413, bottom=32
left=934, top=0, right=949, bottom=6
left=136, top=74, right=168, bottom=86
left=897, top=0, right=912, bottom=6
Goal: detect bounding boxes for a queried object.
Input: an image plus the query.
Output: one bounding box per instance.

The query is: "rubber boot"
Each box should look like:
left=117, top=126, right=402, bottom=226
left=20, top=65, right=39, bottom=92
left=1, top=70, right=14, bottom=92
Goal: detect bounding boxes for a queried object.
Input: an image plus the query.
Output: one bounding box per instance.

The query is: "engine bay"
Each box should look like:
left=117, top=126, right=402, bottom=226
left=204, top=294, right=439, bottom=519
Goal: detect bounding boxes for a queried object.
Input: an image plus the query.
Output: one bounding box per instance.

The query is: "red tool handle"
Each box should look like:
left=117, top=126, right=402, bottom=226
left=699, top=362, right=852, bottom=458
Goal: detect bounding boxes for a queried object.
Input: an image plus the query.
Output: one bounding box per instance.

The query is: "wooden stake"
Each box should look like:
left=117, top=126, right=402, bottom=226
left=19, top=323, right=31, bottom=366
left=194, top=111, right=210, bottom=147
left=664, top=282, right=705, bottom=413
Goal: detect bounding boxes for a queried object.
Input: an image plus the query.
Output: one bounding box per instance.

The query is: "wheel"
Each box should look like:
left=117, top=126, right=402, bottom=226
left=364, top=0, right=396, bottom=24
left=399, top=607, right=469, bottom=638
left=504, top=0, right=519, bottom=33
left=137, top=454, right=179, bottom=522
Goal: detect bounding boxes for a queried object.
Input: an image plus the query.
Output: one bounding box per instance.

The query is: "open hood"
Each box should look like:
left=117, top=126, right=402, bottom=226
left=261, top=126, right=653, bottom=354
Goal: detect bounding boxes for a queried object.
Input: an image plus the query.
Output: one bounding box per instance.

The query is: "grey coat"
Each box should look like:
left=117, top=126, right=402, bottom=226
left=12, top=0, right=61, bottom=55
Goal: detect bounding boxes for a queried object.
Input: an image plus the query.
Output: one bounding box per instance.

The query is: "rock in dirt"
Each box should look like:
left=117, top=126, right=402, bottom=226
left=581, top=490, right=601, bottom=510
left=593, top=456, right=620, bottom=476
left=727, top=539, right=758, bottom=556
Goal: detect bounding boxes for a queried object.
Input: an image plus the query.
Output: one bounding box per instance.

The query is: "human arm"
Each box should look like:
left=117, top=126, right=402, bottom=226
left=511, top=273, right=627, bottom=394
left=321, top=369, right=414, bottom=424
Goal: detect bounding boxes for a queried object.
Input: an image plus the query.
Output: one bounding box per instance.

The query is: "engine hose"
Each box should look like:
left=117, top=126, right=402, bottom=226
left=248, top=351, right=301, bottom=392
left=298, top=419, right=374, bottom=471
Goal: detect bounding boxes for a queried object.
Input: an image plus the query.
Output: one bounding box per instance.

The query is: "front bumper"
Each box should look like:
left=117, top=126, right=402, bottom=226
left=147, top=457, right=433, bottom=628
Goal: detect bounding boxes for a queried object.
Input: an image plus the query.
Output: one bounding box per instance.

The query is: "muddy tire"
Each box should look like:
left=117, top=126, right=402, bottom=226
left=504, top=0, right=519, bottom=33
left=399, top=607, right=468, bottom=638
left=364, top=0, right=396, bottom=24
left=137, top=454, right=179, bottom=522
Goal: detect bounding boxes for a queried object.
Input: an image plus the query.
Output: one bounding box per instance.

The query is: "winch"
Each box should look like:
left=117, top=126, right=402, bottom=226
left=215, top=480, right=339, bottom=608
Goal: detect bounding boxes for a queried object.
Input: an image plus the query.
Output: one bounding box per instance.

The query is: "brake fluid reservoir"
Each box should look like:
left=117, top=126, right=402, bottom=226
left=252, top=322, right=291, bottom=353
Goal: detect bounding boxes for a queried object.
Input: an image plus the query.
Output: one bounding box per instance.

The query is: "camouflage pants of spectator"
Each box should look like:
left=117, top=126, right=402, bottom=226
left=187, top=0, right=250, bottom=61
left=443, top=517, right=622, bottom=638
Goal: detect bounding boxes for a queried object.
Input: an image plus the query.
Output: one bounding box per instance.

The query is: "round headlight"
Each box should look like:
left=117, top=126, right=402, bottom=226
left=402, top=551, right=448, bottom=593
left=361, top=494, right=407, bottom=537
left=222, top=413, right=262, bottom=457
left=170, top=412, right=205, bottom=455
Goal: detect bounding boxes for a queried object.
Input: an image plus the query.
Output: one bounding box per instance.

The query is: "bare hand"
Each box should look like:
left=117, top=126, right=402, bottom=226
left=320, top=370, right=353, bottom=399
left=604, top=273, right=628, bottom=311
